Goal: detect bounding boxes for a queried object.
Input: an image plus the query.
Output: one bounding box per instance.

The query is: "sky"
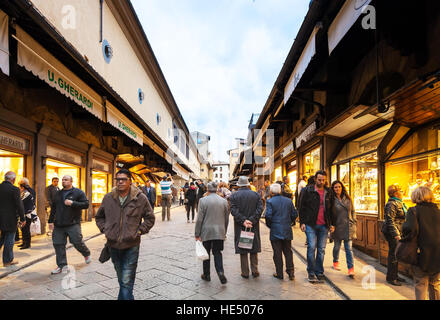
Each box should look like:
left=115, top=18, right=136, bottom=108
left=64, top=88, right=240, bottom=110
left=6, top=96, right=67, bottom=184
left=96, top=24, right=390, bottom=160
left=131, top=0, right=310, bottom=161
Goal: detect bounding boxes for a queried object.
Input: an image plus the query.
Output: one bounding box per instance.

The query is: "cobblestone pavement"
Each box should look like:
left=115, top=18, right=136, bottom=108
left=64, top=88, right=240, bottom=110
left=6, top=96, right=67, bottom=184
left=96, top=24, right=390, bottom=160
left=0, top=207, right=343, bottom=300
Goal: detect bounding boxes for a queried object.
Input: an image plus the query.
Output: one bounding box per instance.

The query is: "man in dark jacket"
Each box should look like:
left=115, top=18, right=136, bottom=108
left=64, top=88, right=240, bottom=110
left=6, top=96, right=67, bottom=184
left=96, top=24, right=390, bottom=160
left=382, top=184, right=407, bottom=286
left=0, top=171, right=25, bottom=267
left=195, top=180, right=206, bottom=213
left=298, top=170, right=333, bottom=283
left=229, top=176, right=264, bottom=279
left=142, top=180, right=156, bottom=210
left=96, top=169, right=155, bottom=300
left=48, top=175, right=91, bottom=274
left=265, top=183, right=298, bottom=280
left=45, top=177, right=59, bottom=236
left=281, top=176, right=293, bottom=199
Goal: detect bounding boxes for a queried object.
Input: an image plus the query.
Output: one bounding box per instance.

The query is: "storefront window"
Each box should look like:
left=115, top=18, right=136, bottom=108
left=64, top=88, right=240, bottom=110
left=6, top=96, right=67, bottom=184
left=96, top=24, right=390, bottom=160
left=339, top=162, right=350, bottom=194
left=303, top=147, right=321, bottom=178
left=287, top=170, right=297, bottom=203
left=351, top=152, right=378, bottom=214
left=92, top=171, right=108, bottom=204
left=46, top=159, right=81, bottom=189
left=0, top=150, right=24, bottom=185
left=331, top=165, right=337, bottom=183
left=386, top=128, right=440, bottom=207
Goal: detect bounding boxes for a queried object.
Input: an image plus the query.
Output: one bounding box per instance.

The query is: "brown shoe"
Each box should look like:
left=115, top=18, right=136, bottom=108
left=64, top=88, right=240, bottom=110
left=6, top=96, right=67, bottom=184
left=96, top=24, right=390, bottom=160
left=3, top=260, right=19, bottom=267
left=241, top=274, right=249, bottom=279
left=252, top=272, right=260, bottom=278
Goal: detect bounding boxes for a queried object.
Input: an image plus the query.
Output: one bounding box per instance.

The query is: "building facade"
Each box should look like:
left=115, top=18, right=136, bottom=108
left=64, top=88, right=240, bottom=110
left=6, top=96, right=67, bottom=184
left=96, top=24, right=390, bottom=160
left=0, top=0, right=200, bottom=232
left=212, top=162, right=229, bottom=184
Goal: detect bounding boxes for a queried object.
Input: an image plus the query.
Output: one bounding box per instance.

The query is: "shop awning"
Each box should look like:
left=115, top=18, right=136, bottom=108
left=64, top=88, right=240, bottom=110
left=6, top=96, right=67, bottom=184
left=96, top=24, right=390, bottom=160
left=106, top=101, right=143, bottom=146
left=0, top=9, right=8, bottom=76
left=284, top=25, right=319, bottom=105
left=15, top=27, right=104, bottom=121
left=172, top=163, right=190, bottom=181
left=328, top=0, right=372, bottom=55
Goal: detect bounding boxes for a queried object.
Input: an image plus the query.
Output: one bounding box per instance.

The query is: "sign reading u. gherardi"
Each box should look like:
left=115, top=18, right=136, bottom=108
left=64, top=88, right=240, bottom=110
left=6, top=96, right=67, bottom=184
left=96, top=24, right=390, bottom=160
left=47, top=69, right=93, bottom=109
left=118, top=121, right=137, bottom=139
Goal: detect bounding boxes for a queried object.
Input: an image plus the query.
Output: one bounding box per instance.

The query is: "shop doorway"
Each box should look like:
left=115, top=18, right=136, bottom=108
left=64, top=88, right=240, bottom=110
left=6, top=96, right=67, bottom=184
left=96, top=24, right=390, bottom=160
left=0, top=150, right=24, bottom=185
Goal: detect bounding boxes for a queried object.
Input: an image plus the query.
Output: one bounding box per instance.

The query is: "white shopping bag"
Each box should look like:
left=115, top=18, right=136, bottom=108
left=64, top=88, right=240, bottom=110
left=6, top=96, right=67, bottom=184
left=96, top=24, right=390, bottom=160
left=30, top=216, right=41, bottom=236
left=238, top=228, right=255, bottom=250
left=195, top=240, right=209, bottom=261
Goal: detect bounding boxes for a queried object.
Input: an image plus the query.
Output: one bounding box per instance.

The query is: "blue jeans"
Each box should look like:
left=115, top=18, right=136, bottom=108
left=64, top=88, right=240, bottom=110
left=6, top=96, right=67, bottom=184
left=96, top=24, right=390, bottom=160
left=305, top=225, right=328, bottom=276
left=110, top=246, right=139, bottom=300
left=0, top=231, right=16, bottom=264
left=333, top=239, right=354, bottom=270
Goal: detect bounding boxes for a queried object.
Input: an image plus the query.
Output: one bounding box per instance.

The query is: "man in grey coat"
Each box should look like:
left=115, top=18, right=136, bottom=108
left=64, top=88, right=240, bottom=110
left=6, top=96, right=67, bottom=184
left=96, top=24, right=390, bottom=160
left=195, top=182, right=229, bottom=284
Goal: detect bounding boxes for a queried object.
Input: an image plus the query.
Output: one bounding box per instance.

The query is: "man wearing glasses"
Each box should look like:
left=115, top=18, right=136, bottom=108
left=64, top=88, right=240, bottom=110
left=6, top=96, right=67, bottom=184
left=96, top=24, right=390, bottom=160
left=95, top=169, right=155, bottom=300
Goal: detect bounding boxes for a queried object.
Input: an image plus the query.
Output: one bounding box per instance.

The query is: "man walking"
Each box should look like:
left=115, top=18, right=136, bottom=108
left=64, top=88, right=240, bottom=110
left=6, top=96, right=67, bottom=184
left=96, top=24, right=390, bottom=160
left=229, top=176, right=264, bottom=279
left=142, top=180, right=156, bottom=210
left=45, top=177, right=59, bottom=236
left=49, top=175, right=91, bottom=274
left=281, top=176, right=293, bottom=200
left=0, top=172, right=26, bottom=267
left=195, top=182, right=229, bottom=284
left=160, top=175, right=173, bottom=221
left=195, top=180, right=206, bottom=212
left=96, top=169, right=155, bottom=300
left=298, top=170, right=333, bottom=283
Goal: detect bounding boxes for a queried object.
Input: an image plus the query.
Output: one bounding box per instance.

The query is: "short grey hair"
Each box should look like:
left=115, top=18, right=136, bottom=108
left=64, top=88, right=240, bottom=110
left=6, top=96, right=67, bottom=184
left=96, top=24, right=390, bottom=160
left=207, top=182, right=217, bottom=193
left=4, top=171, right=16, bottom=181
left=270, top=183, right=281, bottom=195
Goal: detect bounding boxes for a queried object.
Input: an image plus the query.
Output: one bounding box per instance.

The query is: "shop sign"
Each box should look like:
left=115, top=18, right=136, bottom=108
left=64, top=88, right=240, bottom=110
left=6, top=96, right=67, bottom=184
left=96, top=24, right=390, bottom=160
left=92, top=159, right=110, bottom=172
left=281, top=142, right=294, bottom=158
left=295, top=122, right=317, bottom=149
left=106, top=102, right=143, bottom=146
left=47, top=69, right=93, bottom=109
left=291, top=160, right=297, bottom=167
left=15, top=27, right=104, bottom=120
left=0, top=131, right=29, bottom=152
left=47, top=145, right=83, bottom=166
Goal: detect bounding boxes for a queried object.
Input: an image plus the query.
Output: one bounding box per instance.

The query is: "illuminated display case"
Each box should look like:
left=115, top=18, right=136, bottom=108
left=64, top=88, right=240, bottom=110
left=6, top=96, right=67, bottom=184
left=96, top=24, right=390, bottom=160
left=351, top=153, right=378, bottom=214
left=92, top=171, right=108, bottom=204
left=386, top=127, right=440, bottom=208
left=273, top=166, right=282, bottom=183
left=287, top=170, right=297, bottom=203
left=303, top=147, right=321, bottom=178
left=0, top=150, right=24, bottom=185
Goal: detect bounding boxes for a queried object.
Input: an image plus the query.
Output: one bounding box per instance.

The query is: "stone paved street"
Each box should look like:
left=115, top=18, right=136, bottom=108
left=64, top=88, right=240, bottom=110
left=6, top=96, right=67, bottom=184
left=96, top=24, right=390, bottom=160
left=0, top=206, right=343, bottom=300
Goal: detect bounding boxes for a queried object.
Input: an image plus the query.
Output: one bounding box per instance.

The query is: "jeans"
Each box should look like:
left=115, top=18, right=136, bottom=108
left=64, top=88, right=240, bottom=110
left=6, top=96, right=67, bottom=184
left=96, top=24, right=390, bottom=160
left=161, top=194, right=172, bottom=221
left=305, top=224, right=328, bottom=276
left=110, top=246, right=140, bottom=300
left=271, top=239, right=294, bottom=277
left=52, top=224, right=90, bottom=268
left=202, top=240, right=224, bottom=275
left=0, top=231, right=16, bottom=264
left=412, top=265, right=440, bottom=300
left=333, top=239, right=354, bottom=270
left=385, top=234, right=398, bottom=281
left=186, top=203, right=195, bottom=221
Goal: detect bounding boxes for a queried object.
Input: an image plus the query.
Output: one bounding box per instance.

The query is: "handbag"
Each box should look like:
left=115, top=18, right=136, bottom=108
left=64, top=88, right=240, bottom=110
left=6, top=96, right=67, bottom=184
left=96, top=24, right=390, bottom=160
left=195, top=240, right=209, bottom=261
left=238, top=227, right=255, bottom=250
left=99, top=242, right=111, bottom=263
left=396, top=208, right=419, bottom=265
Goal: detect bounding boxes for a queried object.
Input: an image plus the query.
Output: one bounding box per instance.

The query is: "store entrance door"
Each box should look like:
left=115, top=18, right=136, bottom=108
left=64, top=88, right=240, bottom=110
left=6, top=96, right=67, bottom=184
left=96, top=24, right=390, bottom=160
left=0, top=150, right=24, bottom=185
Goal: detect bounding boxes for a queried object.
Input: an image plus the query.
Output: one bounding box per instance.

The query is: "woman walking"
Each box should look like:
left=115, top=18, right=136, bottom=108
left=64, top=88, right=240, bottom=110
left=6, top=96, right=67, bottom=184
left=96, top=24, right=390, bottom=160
left=217, top=182, right=231, bottom=199
left=402, top=186, right=440, bottom=300
left=18, top=178, right=36, bottom=250
left=329, top=181, right=356, bottom=278
left=185, top=182, right=197, bottom=223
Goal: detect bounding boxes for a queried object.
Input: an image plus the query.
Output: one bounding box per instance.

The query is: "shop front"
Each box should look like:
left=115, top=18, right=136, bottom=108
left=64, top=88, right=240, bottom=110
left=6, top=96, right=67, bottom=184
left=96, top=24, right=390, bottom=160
left=282, top=142, right=297, bottom=203
left=0, top=127, right=32, bottom=185
left=331, top=123, right=392, bottom=255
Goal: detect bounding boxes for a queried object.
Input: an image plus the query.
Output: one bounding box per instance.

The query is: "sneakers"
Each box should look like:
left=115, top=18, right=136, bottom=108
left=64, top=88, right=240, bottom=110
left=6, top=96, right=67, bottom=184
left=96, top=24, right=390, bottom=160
left=85, top=256, right=92, bottom=264
left=308, top=274, right=318, bottom=283
left=332, top=262, right=341, bottom=271
left=316, top=274, right=325, bottom=282
left=51, top=266, right=68, bottom=274
left=3, top=260, right=19, bottom=267
left=348, top=267, right=355, bottom=278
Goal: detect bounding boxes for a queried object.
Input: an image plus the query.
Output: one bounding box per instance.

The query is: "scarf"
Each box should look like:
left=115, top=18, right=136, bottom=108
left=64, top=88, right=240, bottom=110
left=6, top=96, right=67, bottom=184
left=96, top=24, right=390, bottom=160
left=390, top=197, right=408, bottom=215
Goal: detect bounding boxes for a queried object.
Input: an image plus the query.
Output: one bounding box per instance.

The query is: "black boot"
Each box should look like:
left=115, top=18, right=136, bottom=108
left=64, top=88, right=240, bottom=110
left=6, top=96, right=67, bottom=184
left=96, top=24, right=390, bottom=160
left=201, top=274, right=211, bottom=281
left=218, top=272, right=227, bottom=284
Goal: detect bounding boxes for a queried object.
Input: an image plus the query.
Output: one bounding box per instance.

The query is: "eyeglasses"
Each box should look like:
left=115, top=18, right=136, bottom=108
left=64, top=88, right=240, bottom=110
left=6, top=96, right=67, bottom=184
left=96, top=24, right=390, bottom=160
left=115, top=178, right=129, bottom=183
